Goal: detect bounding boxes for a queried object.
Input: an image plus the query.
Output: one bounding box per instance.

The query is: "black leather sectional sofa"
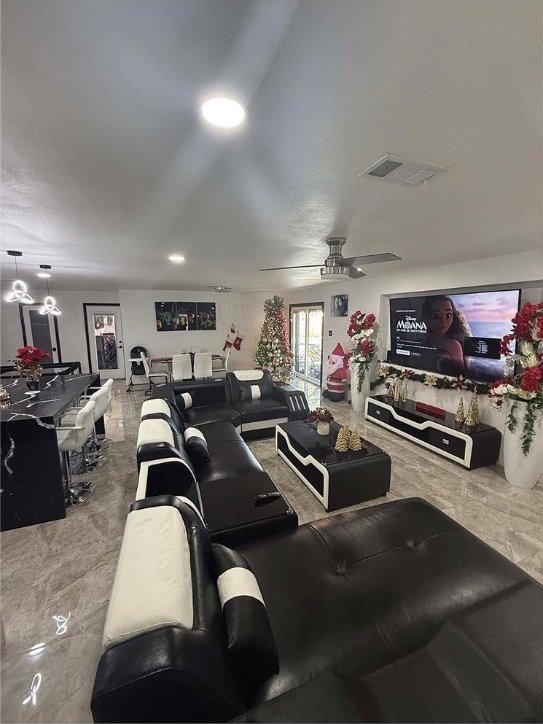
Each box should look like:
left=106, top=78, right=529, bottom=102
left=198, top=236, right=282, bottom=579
left=91, top=496, right=543, bottom=722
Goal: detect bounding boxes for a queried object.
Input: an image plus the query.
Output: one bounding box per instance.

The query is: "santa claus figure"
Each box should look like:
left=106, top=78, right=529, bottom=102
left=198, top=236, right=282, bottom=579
left=323, top=342, right=349, bottom=401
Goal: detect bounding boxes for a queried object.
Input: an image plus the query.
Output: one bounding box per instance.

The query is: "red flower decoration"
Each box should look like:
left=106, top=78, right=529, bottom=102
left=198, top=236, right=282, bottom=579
left=14, top=345, right=50, bottom=365
left=520, top=365, right=542, bottom=393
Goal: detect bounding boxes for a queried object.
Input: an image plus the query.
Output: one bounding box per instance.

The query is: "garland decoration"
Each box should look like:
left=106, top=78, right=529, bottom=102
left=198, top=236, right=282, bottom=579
left=371, top=363, right=491, bottom=394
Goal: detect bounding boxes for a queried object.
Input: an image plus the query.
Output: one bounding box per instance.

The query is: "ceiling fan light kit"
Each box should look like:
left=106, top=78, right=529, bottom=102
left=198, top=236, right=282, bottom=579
left=260, top=237, right=401, bottom=281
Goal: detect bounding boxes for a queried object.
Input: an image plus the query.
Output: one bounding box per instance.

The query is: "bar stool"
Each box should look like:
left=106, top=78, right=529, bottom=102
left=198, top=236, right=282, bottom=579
left=56, top=400, right=96, bottom=505
left=95, top=379, right=114, bottom=450
left=66, top=383, right=113, bottom=473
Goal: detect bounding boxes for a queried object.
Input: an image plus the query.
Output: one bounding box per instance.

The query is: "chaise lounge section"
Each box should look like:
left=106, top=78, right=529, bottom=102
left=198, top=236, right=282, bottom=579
left=91, top=497, right=543, bottom=723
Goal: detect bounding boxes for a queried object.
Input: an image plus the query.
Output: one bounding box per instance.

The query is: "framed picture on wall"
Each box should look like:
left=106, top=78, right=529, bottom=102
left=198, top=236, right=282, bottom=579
left=155, top=302, right=179, bottom=331
left=331, top=294, right=348, bottom=317
left=196, top=302, right=216, bottom=330
left=176, top=302, right=197, bottom=331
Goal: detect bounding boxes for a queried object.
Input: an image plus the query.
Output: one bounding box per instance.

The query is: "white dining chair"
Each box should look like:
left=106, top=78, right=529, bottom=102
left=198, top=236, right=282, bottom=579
left=172, top=353, right=193, bottom=382
left=193, top=352, right=212, bottom=379
left=140, top=352, right=170, bottom=394
left=211, top=347, right=231, bottom=378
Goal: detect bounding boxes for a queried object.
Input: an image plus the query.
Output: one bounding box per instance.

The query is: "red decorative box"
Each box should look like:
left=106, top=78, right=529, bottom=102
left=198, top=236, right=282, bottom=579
left=415, top=402, right=446, bottom=419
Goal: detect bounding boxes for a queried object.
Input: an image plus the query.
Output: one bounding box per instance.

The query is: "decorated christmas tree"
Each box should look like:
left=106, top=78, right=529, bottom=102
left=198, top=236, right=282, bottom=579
left=255, top=296, right=294, bottom=383
left=335, top=425, right=350, bottom=452
left=465, top=390, right=480, bottom=428
left=455, top=398, right=465, bottom=428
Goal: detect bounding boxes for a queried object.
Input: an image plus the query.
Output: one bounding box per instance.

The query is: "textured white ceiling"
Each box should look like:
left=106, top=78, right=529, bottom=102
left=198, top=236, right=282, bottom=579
left=1, top=0, right=542, bottom=291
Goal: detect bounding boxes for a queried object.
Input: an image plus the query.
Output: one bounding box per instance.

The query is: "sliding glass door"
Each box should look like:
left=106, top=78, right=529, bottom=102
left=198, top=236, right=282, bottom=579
left=290, top=304, right=324, bottom=384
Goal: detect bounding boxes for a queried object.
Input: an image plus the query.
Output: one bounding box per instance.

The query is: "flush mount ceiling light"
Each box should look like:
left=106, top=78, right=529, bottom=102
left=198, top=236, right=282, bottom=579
left=168, top=254, right=185, bottom=264
left=201, top=97, right=246, bottom=128
left=39, top=267, right=61, bottom=316
left=5, top=250, right=34, bottom=304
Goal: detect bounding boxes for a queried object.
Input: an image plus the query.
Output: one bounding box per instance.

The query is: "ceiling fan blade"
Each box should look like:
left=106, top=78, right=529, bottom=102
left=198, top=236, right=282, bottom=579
left=341, top=253, right=401, bottom=267
left=259, top=264, right=323, bottom=271
left=348, top=266, right=366, bottom=279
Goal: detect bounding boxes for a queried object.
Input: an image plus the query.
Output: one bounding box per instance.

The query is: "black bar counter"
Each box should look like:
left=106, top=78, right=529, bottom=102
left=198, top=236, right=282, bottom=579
left=1, top=373, right=99, bottom=531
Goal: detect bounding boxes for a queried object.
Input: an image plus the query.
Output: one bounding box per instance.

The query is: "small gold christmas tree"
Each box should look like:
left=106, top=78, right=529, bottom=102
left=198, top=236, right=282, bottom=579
left=348, top=426, right=362, bottom=451
left=465, top=390, right=480, bottom=429
left=392, top=379, right=401, bottom=404
left=400, top=379, right=409, bottom=403
left=455, top=398, right=465, bottom=429
left=335, top=425, right=350, bottom=452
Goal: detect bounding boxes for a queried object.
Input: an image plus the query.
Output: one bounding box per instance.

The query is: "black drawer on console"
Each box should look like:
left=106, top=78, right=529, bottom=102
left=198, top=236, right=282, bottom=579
left=367, top=401, right=390, bottom=425
left=428, top=429, right=466, bottom=459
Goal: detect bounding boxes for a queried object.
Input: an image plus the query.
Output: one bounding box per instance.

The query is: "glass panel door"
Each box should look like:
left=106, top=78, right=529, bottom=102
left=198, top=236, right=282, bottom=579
left=85, top=305, right=125, bottom=379
left=291, top=305, right=323, bottom=384
left=21, top=305, right=61, bottom=363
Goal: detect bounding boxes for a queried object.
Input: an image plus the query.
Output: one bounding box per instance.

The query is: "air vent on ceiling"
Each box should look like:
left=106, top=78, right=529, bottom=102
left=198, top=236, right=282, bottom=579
left=358, top=154, right=449, bottom=186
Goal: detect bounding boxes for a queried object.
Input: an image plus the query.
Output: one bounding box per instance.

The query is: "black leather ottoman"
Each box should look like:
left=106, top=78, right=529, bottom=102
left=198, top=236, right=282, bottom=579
left=276, top=421, right=391, bottom=511
left=201, top=471, right=298, bottom=546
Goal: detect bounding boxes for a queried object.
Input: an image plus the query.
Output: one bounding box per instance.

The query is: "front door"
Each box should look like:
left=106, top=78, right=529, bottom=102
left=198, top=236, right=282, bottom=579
left=85, top=305, right=125, bottom=379
left=21, top=305, right=61, bottom=363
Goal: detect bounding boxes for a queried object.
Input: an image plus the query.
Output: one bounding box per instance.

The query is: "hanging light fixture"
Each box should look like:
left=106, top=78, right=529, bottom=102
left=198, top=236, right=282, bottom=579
left=39, top=266, right=61, bottom=316
left=4, top=250, right=34, bottom=304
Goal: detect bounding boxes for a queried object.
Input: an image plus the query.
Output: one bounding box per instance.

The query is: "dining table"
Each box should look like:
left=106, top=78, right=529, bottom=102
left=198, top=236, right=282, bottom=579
left=0, top=372, right=100, bottom=531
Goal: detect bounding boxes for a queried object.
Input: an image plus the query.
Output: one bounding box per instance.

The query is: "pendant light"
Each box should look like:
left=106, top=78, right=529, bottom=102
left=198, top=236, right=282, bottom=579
left=39, top=265, right=61, bottom=316
left=4, top=250, right=34, bottom=304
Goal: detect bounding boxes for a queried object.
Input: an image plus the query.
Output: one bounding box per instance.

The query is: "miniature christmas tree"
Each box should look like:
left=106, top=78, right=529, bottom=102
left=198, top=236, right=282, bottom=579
left=392, top=379, right=401, bottom=404
left=465, top=390, right=480, bottom=428
left=335, top=425, right=350, bottom=452
left=255, top=296, right=294, bottom=384
left=400, top=379, right=409, bottom=403
left=455, top=398, right=465, bottom=428
left=348, top=426, right=362, bottom=451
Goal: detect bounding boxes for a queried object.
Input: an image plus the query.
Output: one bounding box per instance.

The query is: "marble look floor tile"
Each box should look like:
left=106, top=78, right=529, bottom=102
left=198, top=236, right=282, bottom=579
left=1, top=381, right=542, bottom=723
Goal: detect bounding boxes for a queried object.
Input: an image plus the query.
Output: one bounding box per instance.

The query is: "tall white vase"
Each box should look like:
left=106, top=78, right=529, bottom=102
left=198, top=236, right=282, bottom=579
left=503, top=401, right=543, bottom=489
left=350, top=361, right=373, bottom=414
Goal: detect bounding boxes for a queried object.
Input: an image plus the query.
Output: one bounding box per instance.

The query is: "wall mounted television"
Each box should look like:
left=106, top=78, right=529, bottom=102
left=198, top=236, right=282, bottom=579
left=388, top=289, right=520, bottom=382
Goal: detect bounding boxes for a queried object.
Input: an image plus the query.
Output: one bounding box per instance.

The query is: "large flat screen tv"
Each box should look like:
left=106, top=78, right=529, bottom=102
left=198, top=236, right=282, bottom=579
left=389, top=289, right=520, bottom=382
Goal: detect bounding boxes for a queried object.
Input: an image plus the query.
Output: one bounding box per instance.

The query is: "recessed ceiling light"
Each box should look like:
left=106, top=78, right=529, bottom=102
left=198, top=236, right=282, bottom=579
left=201, top=97, right=246, bottom=128
left=168, top=254, right=185, bottom=263
left=37, top=272, right=51, bottom=278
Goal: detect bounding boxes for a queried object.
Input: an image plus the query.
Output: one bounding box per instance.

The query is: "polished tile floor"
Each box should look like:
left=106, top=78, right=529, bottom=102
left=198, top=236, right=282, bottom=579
left=1, top=381, right=542, bottom=722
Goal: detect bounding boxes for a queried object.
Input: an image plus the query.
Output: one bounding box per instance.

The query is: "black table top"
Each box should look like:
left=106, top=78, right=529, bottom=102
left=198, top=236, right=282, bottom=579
left=0, top=374, right=98, bottom=422
left=278, top=420, right=385, bottom=466
left=371, top=394, right=494, bottom=435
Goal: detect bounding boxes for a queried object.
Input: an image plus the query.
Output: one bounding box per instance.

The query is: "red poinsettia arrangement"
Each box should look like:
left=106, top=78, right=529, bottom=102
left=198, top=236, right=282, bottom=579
left=12, top=345, right=50, bottom=380
left=488, top=301, right=543, bottom=454
left=307, top=406, right=334, bottom=423
left=347, top=311, right=378, bottom=392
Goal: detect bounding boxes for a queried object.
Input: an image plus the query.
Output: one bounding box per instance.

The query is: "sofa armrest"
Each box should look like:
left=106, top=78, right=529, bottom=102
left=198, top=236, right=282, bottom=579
left=272, top=385, right=310, bottom=421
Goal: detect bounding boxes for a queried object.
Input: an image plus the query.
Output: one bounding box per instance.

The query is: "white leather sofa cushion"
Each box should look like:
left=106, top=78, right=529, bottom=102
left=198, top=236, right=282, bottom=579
left=232, top=370, right=264, bottom=382
left=136, top=418, right=175, bottom=448
left=102, top=506, right=193, bottom=651
left=140, top=398, right=171, bottom=419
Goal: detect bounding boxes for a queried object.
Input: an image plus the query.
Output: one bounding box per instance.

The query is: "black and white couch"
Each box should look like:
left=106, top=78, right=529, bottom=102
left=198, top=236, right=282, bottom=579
left=160, top=369, right=309, bottom=439
left=135, top=394, right=298, bottom=544
left=91, top=496, right=543, bottom=723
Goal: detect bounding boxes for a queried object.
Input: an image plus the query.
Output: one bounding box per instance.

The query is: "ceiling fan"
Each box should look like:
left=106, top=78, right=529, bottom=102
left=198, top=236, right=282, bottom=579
left=259, top=237, right=401, bottom=280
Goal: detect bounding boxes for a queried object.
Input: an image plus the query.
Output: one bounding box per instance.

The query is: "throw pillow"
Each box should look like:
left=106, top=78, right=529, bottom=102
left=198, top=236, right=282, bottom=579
left=183, top=426, right=210, bottom=465
left=240, top=383, right=263, bottom=401
left=176, top=392, right=193, bottom=410
left=213, top=544, right=279, bottom=687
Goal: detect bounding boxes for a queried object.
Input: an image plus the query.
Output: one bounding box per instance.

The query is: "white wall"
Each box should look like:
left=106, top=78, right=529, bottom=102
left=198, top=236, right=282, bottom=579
left=118, top=289, right=269, bottom=375
left=1, top=286, right=269, bottom=375
left=0, top=289, right=119, bottom=371
left=285, top=248, right=543, bottom=456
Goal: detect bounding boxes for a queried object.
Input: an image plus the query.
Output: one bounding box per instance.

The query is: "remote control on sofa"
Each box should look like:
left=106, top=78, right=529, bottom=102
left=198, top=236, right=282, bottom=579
left=253, top=491, right=282, bottom=506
